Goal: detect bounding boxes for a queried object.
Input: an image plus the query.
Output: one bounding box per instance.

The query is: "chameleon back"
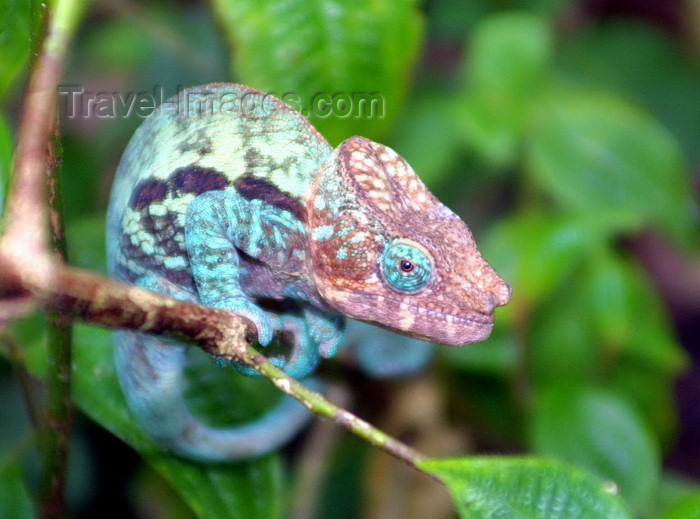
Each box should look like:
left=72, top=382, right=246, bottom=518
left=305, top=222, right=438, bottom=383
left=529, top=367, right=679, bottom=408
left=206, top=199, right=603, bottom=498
left=107, top=83, right=332, bottom=291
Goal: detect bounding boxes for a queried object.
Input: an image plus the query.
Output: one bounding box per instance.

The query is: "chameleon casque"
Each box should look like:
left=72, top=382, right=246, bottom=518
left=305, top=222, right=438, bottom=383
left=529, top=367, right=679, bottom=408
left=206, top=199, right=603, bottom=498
left=107, top=84, right=511, bottom=461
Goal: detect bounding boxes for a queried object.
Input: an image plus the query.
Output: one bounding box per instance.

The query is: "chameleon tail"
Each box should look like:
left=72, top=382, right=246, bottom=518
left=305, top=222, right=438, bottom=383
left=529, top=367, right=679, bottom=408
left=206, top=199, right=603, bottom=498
left=114, top=330, right=313, bottom=461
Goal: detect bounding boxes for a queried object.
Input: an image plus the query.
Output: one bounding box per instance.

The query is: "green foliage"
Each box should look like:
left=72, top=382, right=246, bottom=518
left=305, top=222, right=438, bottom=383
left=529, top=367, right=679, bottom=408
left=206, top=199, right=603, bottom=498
left=71, top=322, right=285, bottom=519
left=420, top=456, right=634, bottom=518
left=480, top=212, right=597, bottom=306
left=555, top=21, right=700, bottom=166
left=454, top=12, right=551, bottom=167
left=530, top=387, right=660, bottom=510
left=527, top=91, right=693, bottom=240
left=0, top=462, right=35, bottom=519
left=0, top=114, right=11, bottom=216
left=388, top=95, right=461, bottom=187
left=210, top=0, right=423, bottom=144
left=0, top=0, right=35, bottom=100
left=662, top=492, right=700, bottom=519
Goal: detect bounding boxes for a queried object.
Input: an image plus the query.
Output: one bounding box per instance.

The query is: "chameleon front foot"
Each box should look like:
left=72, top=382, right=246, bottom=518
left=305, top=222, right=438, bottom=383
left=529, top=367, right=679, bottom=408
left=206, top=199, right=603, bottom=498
left=228, top=313, right=322, bottom=380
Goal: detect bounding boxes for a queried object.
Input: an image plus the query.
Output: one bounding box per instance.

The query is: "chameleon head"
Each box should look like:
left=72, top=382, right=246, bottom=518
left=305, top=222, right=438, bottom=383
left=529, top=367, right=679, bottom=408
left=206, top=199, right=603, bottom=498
left=308, top=136, right=511, bottom=346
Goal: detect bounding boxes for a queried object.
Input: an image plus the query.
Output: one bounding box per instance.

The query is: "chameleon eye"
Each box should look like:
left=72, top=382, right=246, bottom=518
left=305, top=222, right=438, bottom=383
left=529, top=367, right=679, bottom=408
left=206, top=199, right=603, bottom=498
left=381, top=240, right=432, bottom=293
left=399, top=260, right=414, bottom=272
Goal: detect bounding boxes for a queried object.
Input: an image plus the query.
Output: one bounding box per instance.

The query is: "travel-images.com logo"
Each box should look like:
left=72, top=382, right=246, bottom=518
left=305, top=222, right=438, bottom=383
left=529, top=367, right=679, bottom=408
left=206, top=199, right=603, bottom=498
left=58, top=85, right=386, bottom=120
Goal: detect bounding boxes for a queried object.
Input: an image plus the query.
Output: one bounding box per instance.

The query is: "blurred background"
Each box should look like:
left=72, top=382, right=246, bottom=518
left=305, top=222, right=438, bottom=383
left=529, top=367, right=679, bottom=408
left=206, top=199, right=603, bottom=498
left=1, top=0, right=699, bottom=518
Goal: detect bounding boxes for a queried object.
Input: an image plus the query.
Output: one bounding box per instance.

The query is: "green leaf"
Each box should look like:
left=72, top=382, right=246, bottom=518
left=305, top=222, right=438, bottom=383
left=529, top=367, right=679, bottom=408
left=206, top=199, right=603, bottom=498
left=0, top=462, right=36, bottom=519
left=64, top=214, right=107, bottom=272
left=657, top=474, right=700, bottom=519
left=419, top=456, right=634, bottom=519
left=480, top=212, right=595, bottom=308
left=581, top=249, right=687, bottom=374
left=389, top=94, right=461, bottom=188
left=0, top=0, right=34, bottom=100
left=528, top=244, right=686, bottom=387
left=527, top=89, right=696, bottom=240
left=463, top=12, right=552, bottom=108
left=72, top=324, right=284, bottom=519
left=529, top=290, right=599, bottom=388
left=440, top=324, right=517, bottom=376
left=454, top=12, right=552, bottom=167
left=663, top=492, right=700, bottom=519
left=606, top=361, right=679, bottom=449
left=555, top=21, right=700, bottom=166
left=530, top=386, right=660, bottom=511
left=526, top=244, right=685, bottom=443
left=212, top=0, right=423, bottom=144
left=66, top=215, right=107, bottom=273
left=0, top=113, right=11, bottom=216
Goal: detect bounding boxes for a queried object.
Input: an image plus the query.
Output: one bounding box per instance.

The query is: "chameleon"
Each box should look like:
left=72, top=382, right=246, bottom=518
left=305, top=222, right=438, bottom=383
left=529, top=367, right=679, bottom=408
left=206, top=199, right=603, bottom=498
left=106, top=83, right=511, bottom=461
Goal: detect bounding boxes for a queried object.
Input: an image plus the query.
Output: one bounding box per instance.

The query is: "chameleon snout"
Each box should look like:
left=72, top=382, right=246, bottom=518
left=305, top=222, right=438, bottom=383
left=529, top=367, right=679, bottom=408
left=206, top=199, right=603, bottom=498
left=479, top=291, right=501, bottom=314
left=479, top=279, right=512, bottom=313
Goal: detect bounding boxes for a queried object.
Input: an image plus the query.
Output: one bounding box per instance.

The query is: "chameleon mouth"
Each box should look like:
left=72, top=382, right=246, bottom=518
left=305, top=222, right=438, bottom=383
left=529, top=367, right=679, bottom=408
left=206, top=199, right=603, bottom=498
left=329, top=290, right=496, bottom=346
left=356, top=291, right=494, bottom=324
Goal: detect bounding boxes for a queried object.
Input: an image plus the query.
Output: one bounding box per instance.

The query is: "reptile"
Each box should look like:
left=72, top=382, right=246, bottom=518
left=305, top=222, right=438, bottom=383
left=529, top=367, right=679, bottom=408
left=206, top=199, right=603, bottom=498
left=106, top=83, right=511, bottom=461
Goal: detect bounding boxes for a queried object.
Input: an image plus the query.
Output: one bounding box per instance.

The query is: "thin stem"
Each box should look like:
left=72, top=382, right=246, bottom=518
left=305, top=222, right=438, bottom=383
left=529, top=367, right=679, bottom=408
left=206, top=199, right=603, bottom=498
left=1, top=0, right=87, bottom=515
left=38, top=315, right=72, bottom=518
left=241, top=343, right=431, bottom=474
left=290, top=384, right=347, bottom=519
left=38, top=147, right=73, bottom=517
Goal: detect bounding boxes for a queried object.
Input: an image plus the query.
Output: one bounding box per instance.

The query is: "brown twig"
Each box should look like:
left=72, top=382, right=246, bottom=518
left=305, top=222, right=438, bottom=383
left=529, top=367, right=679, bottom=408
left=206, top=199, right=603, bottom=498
left=43, top=267, right=430, bottom=473
left=48, top=267, right=254, bottom=354
left=0, top=7, right=61, bottom=308
left=38, top=137, right=74, bottom=518
left=2, top=1, right=87, bottom=516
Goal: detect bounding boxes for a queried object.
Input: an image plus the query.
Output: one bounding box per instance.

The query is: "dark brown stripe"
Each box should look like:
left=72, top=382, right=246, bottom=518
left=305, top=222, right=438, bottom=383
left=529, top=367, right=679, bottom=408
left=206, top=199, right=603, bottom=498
left=129, top=179, right=169, bottom=210
left=234, top=174, right=306, bottom=222
left=172, top=166, right=229, bottom=195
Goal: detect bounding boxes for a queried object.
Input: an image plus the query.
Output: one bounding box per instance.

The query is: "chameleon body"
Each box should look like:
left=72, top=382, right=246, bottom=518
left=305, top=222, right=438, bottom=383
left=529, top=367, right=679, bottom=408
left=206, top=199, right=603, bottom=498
left=107, top=84, right=511, bottom=461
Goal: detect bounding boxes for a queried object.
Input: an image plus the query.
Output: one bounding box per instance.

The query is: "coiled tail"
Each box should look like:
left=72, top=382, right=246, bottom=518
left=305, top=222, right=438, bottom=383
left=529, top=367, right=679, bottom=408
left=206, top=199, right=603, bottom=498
left=114, top=331, right=314, bottom=461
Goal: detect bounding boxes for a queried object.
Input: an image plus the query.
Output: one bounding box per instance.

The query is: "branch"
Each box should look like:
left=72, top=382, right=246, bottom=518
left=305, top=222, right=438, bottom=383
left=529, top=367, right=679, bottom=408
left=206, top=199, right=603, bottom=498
left=39, top=129, right=73, bottom=519
left=44, top=267, right=430, bottom=472
left=0, top=0, right=86, bottom=319
left=1, top=0, right=90, bottom=516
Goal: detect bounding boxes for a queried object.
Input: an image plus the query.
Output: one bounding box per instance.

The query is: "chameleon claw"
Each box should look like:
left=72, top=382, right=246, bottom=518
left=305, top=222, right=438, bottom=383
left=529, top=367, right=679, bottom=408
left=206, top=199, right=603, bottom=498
left=226, top=302, right=280, bottom=346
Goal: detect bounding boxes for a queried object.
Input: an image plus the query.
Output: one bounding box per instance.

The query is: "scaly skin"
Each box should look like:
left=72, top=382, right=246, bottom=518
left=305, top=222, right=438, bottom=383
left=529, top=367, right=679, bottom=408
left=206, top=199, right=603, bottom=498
left=107, top=83, right=511, bottom=461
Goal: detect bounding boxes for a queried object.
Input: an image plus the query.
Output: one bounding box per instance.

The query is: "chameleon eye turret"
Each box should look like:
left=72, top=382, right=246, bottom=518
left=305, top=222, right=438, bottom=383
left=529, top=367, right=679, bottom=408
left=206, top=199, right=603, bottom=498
left=380, top=240, right=433, bottom=293
left=107, top=84, right=510, bottom=462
